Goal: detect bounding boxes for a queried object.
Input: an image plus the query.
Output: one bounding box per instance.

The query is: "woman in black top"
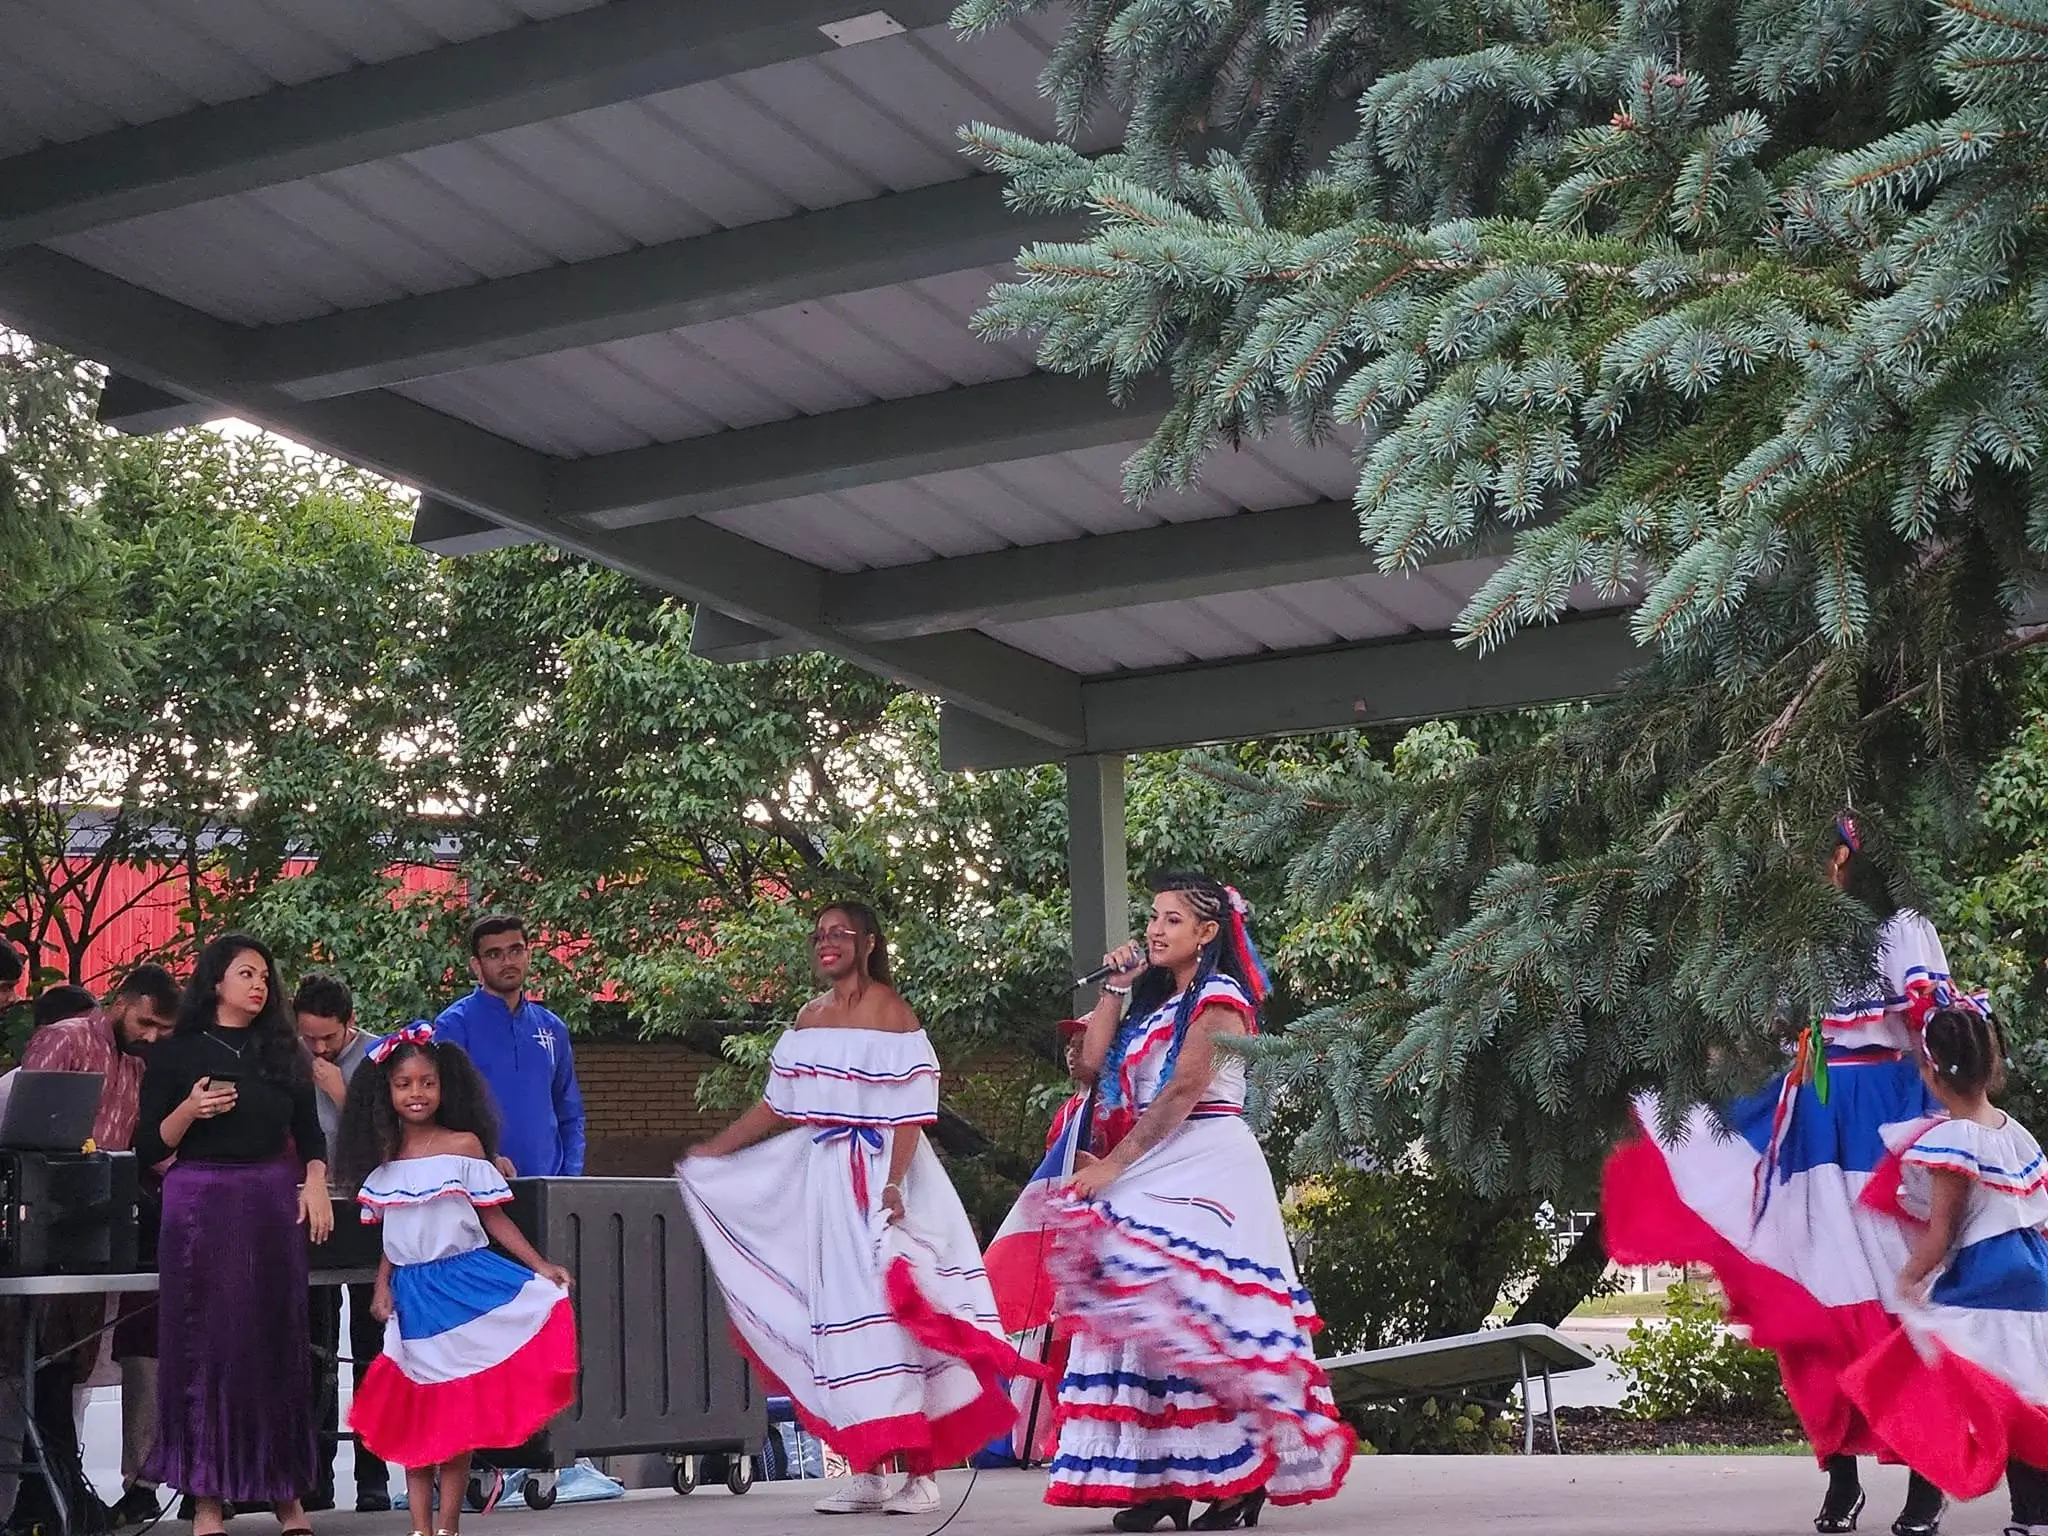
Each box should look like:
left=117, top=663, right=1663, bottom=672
left=137, top=933, right=333, bottom=1536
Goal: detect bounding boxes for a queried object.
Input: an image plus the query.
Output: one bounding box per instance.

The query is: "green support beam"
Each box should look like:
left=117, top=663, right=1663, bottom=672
left=688, top=609, right=810, bottom=663
left=824, top=501, right=1510, bottom=639
left=96, top=374, right=214, bottom=436
left=1066, top=754, right=1130, bottom=1015
left=411, top=496, right=535, bottom=557
left=239, top=177, right=1079, bottom=400
left=555, top=371, right=1170, bottom=530
left=938, top=614, right=1642, bottom=769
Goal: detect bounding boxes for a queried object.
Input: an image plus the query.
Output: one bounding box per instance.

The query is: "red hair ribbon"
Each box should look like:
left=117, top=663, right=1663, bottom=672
left=1223, top=886, right=1271, bottom=1004
left=368, top=1021, right=435, bottom=1063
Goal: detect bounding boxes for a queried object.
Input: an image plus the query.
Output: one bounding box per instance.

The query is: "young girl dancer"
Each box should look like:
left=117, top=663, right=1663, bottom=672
left=678, top=902, right=1030, bottom=1517
left=1843, top=1004, right=2048, bottom=1532
left=336, top=1024, right=578, bottom=1536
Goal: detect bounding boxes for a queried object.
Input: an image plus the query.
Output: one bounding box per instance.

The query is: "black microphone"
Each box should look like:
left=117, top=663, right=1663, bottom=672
left=1073, top=948, right=1144, bottom=989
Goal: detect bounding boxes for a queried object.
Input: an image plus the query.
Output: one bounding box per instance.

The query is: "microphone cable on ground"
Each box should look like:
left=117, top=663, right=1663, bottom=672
left=922, top=1085, right=1091, bottom=1536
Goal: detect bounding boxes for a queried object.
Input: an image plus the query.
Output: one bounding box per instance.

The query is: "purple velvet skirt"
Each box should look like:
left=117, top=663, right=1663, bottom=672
left=145, top=1157, right=314, bottom=1502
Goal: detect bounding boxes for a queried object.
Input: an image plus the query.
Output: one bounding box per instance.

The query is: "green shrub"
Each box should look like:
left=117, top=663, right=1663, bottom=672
left=1285, top=1164, right=1555, bottom=1353
left=1347, top=1395, right=1516, bottom=1455
left=1611, top=1282, right=1790, bottom=1422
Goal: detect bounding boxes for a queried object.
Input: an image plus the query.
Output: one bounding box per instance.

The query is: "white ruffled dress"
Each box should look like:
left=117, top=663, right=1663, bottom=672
left=1844, top=1113, right=2048, bottom=1496
left=1045, top=975, right=1353, bottom=1509
left=675, top=1026, right=1023, bottom=1473
left=347, top=1154, right=578, bottom=1468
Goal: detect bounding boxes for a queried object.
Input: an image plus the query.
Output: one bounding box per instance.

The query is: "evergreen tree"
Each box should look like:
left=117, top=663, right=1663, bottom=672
left=954, top=0, right=2048, bottom=1199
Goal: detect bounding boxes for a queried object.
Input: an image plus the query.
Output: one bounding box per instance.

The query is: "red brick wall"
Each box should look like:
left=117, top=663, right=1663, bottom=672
left=571, top=1039, right=1062, bottom=1178
left=574, top=1040, right=727, bottom=1177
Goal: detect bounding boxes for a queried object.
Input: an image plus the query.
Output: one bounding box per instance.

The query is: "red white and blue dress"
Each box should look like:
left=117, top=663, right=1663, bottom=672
left=1844, top=1114, right=2048, bottom=1496
left=675, top=1027, right=1025, bottom=1473
left=1604, top=911, right=1960, bottom=1461
left=347, top=1155, right=578, bottom=1468
left=1045, top=974, right=1353, bottom=1509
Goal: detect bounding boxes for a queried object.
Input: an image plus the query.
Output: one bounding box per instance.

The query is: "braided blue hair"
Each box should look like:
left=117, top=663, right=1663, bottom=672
left=1097, top=873, right=1266, bottom=1112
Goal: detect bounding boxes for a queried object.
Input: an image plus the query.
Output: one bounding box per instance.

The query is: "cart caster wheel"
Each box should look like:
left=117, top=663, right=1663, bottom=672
left=725, top=1457, right=754, bottom=1496
left=670, top=1459, right=697, bottom=1496
left=524, top=1473, right=559, bottom=1511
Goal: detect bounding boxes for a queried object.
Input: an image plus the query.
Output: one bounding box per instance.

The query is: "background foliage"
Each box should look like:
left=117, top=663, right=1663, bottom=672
left=1610, top=1282, right=1791, bottom=1423
left=946, top=0, right=2048, bottom=1231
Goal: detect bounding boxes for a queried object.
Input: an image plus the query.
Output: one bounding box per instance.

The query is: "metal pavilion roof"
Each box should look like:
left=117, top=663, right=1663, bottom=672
left=0, top=0, right=1635, bottom=770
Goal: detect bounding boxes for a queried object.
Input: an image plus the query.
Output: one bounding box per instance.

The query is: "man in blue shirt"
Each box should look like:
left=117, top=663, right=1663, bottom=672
left=434, top=914, right=586, bottom=1177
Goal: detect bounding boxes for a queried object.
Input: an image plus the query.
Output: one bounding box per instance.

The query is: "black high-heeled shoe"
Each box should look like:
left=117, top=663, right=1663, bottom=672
left=1191, top=1489, right=1266, bottom=1531
left=1891, top=1506, right=1945, bottom=1536
left=1816, top=1487, right=1866, bottom=1533
left=1892, top=1473, right=1947, bottom=1536
left=1112, top=1499, right=1192, bottom=1533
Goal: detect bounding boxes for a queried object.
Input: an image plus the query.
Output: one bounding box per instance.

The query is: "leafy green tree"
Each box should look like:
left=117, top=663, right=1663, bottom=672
left=0, top=337, right=117, bottom=799
left=953, top=0, right=2048, bottom=1217
left=1, top=427, right=430, bottom=984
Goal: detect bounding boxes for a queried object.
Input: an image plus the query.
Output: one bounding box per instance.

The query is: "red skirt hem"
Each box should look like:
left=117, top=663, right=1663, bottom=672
left=728, top=1261, right=1026, bottom=1475
left=1843, top=1327, right=2048, bottom=1497
left=348, top=1302, right=578, bottom=1469
left=1603, top=1134, right=1896, bottom=1463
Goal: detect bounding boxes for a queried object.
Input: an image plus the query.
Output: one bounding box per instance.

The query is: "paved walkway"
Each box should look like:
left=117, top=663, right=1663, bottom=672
left=260, top=1460, right=2020, bottom=1536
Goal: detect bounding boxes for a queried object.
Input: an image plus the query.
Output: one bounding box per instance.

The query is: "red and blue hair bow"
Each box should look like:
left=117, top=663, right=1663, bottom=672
left=368, top=1021, right=435, bottom=1063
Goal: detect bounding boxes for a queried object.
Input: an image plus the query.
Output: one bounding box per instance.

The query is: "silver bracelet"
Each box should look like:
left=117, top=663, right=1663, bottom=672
left=1103, top=983, right=1131, bottom=997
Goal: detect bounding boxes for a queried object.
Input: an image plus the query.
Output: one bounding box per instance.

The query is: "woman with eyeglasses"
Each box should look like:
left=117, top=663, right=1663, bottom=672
left=1606, top=816, right=1969, bottom=1536
left=677, top=902, right=1030, bottom=1519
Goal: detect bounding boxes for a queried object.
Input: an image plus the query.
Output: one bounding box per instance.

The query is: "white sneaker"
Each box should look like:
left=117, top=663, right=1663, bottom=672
left=882, top=1475, right=942, bottom=1516
left=815, top=1473, right=891, bottom=1514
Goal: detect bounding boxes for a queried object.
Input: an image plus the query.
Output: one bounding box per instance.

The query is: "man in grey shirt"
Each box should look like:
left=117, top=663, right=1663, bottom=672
left=295, top=975, right=388, bottom=1513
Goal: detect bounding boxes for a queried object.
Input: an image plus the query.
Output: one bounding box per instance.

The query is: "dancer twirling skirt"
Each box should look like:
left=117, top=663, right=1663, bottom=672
left=1049, top=873, right=1351, bottom=1532
left=1604, top=817, right=1960, bottom=1536
left=677, top=904, right=1029, bottom=1517
left=1842, top=1005, right=2048, bottom=1519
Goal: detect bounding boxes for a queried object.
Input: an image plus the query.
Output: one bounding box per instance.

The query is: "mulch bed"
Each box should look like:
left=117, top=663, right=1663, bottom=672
left=1553, top=1406, right=1808, bottom=1453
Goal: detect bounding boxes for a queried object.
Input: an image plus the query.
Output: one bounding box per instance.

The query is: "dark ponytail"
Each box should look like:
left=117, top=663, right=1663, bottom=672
left=1921, top=1006, right=2006, bottom=1096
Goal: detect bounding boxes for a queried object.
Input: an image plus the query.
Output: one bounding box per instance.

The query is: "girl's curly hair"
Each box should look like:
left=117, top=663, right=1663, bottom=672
left=335, top=1035, right=501, bottom=1186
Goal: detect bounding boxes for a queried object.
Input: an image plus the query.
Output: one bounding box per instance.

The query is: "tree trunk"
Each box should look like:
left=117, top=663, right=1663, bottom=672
left=1508, top=1214, right=1609, bottom=1328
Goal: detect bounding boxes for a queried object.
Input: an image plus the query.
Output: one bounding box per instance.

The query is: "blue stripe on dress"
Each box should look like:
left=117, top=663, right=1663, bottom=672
left=1930, top=1227, right=2048, bottom=1313
left=1052, top=1442, right=1258, bottom=1477
left=1908, top=1142, right=2048, bottom=1184
left=1060, top=1369, right=1208, bottom=1397
left=390, top=1248, right=534, bottom=1341
left=1730, top=1052, right=1938, bottom=1175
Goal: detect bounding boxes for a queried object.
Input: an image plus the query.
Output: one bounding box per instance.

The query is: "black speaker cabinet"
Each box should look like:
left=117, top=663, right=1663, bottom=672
left=0, top=1150, right=140, bottom=1274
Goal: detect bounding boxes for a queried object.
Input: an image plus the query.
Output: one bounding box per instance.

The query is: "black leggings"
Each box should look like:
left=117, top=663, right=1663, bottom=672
left=1832, top=1452, right=2048, bottom=1527
left=1826, top=1456, right=1941, bottom=1522
left=2010, top=1458, right=2048, bottom=1528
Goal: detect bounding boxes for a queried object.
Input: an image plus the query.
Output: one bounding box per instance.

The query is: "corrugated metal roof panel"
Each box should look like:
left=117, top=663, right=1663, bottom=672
left=391, top=264, right=1038, bottom=454
left=0, top=0, right=602, bottom=157
left=42, top=16, right=1111, bottom=326
left=979, top=558, right=1587, bottom=675
left=699, top=437, right=1361, bottom=572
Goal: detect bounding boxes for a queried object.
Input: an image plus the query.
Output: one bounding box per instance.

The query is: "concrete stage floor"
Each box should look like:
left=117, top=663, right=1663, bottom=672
left=281, top=1459, right=2017, bottom=1536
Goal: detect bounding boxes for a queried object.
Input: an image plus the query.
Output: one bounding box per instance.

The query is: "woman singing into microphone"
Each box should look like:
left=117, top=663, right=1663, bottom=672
left=1045, top=873, right=1351, bottom=1531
